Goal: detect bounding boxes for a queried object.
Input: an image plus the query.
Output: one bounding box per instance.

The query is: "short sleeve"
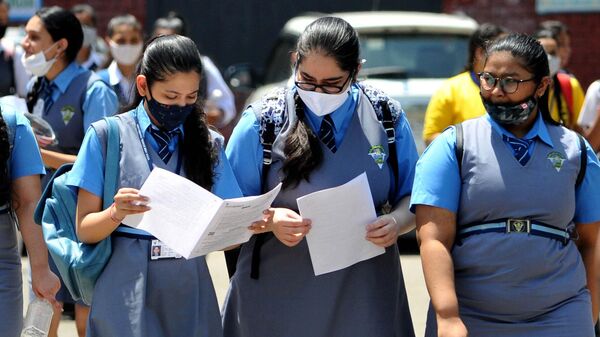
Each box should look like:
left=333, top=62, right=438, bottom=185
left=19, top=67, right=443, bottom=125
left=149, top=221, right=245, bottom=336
left=573, top=138, right=600, bottom=223
left=82, top=80, right=119, bottom=132
left=409, top=126, right=462, bottom=213
left=225, top=108, right=263, bottom=196
left=212, top=142, right=243, bottom=199
left=10, top=112, right=45, bottom=179
left=66, top=126, right=105, bottom=197
left=578, top=80, right=600, bottom=129
left=392, top=111, right=418, bottom=203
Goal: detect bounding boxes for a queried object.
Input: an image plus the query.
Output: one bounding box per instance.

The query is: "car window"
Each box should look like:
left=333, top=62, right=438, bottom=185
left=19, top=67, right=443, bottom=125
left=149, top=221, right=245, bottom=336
left=360, top=33, right=470, bottom=79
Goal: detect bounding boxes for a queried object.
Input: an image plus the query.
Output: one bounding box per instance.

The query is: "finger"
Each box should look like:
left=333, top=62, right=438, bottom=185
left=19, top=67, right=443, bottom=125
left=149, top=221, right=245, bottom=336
left=366, top=224, right=392, bottom=238
left=365, top=218, right=389, bottom=231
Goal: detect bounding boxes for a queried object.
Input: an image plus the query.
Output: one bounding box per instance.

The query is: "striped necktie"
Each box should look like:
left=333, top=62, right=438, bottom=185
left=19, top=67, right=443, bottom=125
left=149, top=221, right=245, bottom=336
left=148, top=127, right=181, bottom=163
left=319, top=115, right=337, bottom=153
left=502, top=134, right=533, bottom=166
left=38, top=79, right=56, bottom=114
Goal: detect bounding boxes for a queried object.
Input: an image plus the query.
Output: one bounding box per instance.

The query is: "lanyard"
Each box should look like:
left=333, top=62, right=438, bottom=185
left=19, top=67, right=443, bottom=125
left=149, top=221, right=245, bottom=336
left=133, top=111, right=183, bottom=174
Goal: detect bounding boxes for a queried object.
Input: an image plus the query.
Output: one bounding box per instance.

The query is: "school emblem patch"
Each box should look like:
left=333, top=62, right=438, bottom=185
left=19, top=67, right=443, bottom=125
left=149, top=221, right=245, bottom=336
left=368, top=145, right=386, bottom=169
left=60, top=105, right=75, bottom=125
left=547, top=151, right=565, bottom=172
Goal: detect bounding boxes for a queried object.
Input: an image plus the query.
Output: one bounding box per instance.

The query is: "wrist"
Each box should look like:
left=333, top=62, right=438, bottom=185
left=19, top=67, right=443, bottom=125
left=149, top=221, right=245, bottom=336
left=109, top=203, right=124, bottom=223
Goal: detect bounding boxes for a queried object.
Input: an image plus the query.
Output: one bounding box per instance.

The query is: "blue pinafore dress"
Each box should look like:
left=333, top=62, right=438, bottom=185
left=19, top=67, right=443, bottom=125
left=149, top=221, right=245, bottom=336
left=85, top=112, right=224, bottom=337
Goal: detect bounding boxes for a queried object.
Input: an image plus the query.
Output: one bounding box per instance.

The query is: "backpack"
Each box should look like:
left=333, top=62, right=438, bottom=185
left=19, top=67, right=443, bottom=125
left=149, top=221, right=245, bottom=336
left=33, top=117, right=120, bottom=305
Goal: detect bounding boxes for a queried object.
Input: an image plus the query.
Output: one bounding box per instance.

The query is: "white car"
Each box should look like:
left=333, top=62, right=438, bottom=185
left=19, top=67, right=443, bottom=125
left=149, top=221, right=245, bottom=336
left=238, top=11, right=478, bottom=152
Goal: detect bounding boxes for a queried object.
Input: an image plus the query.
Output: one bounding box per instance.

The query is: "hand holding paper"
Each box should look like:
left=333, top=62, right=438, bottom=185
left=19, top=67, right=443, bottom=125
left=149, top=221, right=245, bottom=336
left=123, top=168, right=281, bottom=258
left=296, top=172, right=385, bottom=276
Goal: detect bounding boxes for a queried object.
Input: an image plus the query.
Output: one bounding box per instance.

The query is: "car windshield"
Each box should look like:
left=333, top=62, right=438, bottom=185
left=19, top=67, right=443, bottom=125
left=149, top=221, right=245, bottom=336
left=359, top=33, right=470, bottom=79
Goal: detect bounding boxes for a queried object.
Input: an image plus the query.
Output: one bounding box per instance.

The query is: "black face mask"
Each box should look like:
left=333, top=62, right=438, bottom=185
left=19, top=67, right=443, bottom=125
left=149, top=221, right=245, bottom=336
left=481, top=94, right=538, bottom=126
left=146, top=91, right=195, bottom=131
left=0, top=24, right=6, bottom=39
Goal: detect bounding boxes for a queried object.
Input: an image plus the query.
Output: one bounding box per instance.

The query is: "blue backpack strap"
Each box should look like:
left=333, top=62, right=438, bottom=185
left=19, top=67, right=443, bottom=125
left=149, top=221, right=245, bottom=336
left=103, top=117, right=120, bottom=209
left=358, top=83, right=401, bottom=205
left=254, top=87, right=288, bottom=182
left=249, top=87, right=287, bottom=280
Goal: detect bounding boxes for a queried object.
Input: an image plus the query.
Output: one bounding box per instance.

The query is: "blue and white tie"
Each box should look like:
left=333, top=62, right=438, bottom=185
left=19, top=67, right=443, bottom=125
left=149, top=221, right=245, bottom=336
left=319, top=115, right=337, bottom=153
left=148, top=127, right=181, bottom=163
left=503, top=134, right=533, bottom=166
left=38, top=79, right=56, bottom=114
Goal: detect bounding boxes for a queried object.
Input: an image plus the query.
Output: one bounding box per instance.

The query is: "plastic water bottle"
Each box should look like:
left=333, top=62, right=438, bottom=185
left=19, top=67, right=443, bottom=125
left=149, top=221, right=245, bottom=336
left=21, top=298, right=53, bottom=337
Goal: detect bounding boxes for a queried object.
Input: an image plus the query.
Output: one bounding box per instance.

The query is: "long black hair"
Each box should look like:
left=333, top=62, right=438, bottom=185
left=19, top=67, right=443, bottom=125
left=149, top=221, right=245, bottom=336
left=0, top=107, right=10, bottom=206
left=281, top=16, right=360, bottom=189
left=484, top=33, right=558, bottom=126
left=25, top=6, right=83, bottom=113
left=123, top=34, right=216, bottom=189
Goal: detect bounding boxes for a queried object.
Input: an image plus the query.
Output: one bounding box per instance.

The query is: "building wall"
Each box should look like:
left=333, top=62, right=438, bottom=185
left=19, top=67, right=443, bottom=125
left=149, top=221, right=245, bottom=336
left=45, top=0, right=147, bottom=39
left=443, top=0, right=600, bottom=90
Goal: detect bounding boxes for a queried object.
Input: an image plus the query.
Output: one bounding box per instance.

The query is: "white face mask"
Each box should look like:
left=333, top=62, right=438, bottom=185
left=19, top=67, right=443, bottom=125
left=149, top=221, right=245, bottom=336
left=109, top=40, right=143, bottom=66
left=548, top=54, right=561, bottom=76
left=21, top=42, right=59, bottom=77
left=82, top=26, right=97, bottom=48
left=296, top=85, right=351, bottom=116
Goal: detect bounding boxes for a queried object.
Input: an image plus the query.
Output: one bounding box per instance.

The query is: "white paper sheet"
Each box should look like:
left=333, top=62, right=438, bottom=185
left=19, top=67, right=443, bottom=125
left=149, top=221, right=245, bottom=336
left=297, top=172, right=385, bottom=276
left=123, top=168, right=281, bottom=258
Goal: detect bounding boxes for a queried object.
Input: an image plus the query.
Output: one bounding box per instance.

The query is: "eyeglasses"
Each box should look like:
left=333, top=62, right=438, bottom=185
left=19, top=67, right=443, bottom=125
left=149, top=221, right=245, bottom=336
left=478, top=72, right=536, bottom=94
left=295, top=71, right=353, bottom=94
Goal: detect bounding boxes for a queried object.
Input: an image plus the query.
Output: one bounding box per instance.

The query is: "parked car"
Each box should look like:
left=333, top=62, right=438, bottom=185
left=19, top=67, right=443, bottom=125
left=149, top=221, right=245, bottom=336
left=226, top=11, right=478, bottom=152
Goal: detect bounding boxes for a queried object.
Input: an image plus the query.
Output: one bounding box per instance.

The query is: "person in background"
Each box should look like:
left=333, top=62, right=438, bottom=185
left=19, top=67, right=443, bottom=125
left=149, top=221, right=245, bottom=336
left=21, top=6, right=118, bottom=337
left=413, top=33, right=600, bottom=337
left=68, top=34, right=241, bottom=336
left=422, top=23, right=507, bottom=145
left=153, top=11, right=236, bottom=128
left=97, top=14, right=143, bottom=108
left=71, top=4, right=105, bottom=71
left=578, top=79, right=600, bottom=152
left=535, top=28, right=585, bottom=131
left=539, top=20, right=572, bottom=74
left=0, top=104, right=61, bottom=337
left=0, top=0, right=31, bottom=97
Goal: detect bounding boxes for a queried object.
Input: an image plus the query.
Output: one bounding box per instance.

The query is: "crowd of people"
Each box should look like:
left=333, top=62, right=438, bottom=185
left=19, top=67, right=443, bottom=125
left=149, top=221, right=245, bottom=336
left=0, top=2, right=600, bottom=337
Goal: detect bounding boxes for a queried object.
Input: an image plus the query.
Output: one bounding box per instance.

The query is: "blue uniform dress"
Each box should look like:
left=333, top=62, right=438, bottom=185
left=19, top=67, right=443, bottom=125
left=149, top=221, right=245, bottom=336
left=67, top=102, right=241, bottom=337
left=223, top=84, right=418, bottom=337
left=411, top=113, right=600, bottom=337
left=0, top=108, right=45, bottom=337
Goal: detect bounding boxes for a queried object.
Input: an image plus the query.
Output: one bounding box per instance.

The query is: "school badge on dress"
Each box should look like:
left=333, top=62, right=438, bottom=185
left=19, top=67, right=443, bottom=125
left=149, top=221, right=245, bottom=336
left=368, top=145, right=386, bottom=169
left=547, top=151, right=566, bottom=172
left=60, top=105, right=75, bottom=125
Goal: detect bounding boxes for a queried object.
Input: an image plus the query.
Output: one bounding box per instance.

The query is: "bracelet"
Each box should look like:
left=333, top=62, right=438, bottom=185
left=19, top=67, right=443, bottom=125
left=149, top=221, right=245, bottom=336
left=109, top=203, right=123, bottom=223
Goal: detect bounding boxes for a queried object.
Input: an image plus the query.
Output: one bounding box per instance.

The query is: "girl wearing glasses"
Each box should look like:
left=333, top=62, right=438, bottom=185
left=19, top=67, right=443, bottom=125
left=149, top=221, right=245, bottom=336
left=412, top=33, right=600, bottom=336
left=223, top=17, right=418, bottom=337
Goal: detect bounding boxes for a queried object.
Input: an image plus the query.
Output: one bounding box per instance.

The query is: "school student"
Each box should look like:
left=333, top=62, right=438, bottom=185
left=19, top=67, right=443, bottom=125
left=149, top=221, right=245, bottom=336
left=0, top=104, right=60, bottom=337
left=222, top=17, right=418, bottom=337
left=412, top=33, right=600, bottom=337
left=20, top=6, right=118, bottom=336
left=67, top=34, right=241, bottom=337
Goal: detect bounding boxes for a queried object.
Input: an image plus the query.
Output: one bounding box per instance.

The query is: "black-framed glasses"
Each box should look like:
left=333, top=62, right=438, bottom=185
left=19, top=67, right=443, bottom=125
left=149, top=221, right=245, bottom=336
left=478, top=72, right=536, bottom=94
left=295, top=71, right=353, bottom=94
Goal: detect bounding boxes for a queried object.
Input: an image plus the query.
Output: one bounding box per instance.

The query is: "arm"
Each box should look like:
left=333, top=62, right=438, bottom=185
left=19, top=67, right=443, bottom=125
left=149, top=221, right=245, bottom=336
left=12, top=175, right=60, bottom=306
left=40, top=149, right=77, bottom=169
left=75, top=187, right=150, bottom=244
left=576, top=222, right=600, bottom=323
left=417, top=204, right=467, bottom=337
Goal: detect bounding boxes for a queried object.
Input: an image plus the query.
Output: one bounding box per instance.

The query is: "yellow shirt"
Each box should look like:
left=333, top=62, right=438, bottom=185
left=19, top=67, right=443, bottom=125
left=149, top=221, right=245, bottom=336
left=548, top=75, right=585, bottom=129
left=422, top=71, right=485, bottom=143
